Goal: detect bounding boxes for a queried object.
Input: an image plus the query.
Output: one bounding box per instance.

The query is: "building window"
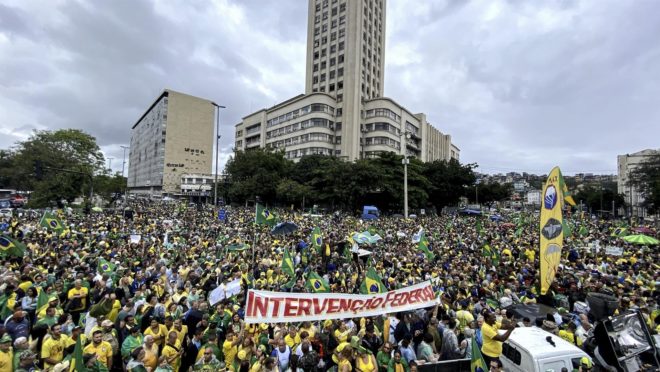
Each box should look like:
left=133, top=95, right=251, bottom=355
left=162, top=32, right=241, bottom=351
left=337, top=81, right=343, bottom=89
left=322, top=36, right=327, bottom=44
left=331, top=19, right=337, bottom=28
left=330, top=70, right=335, bottom=79
left=321, top=49, right=327, bottom=57
left=331, top=32, right=337, bottom=41
left=339, top=15, right=345, bottom=25
left=332, top=7, right=337, bottom=16
left=339, top=3, right=346, bottom=12
left=330, top=57, right=336, bottom=66
left=338, top=55, right=344, bottom=64
left=322, top=24, right=328, bottom=32
left=321, top=61, right=326, bottom=69
left=338, top=41, right=345, bottom=51
left=337, top=94, right=343, bottom=102
left=320, top=86, right=326, bottom=92
left=338, top=67, right=344, bottom=76
left=313, top=63, right=319, bottom=72
left=314, top=27, right=320, bottom=36
left=313, top=76, right=319, bottom=84
left=315, top=15, right=320, bottom=23
left=320, top=73, right=326, bottom=82
left=329, top=84, right=335, bottom=92
left=338, top=28, right=345, bottom=38
left=314, top=51, right=319, bottom=59
left=336, top=108, right=342, bottom=116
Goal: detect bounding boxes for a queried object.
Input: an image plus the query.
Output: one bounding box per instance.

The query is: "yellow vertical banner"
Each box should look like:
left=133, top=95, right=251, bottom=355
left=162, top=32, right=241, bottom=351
left=540, top=167, right=564, bottom=295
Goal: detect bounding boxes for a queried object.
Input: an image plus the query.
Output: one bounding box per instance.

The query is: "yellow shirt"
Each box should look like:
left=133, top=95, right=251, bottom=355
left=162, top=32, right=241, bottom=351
left=18, top=281, right=33, bottom=293
left=481, top=323, right=502, bottom=358
left=222, top=339, right=238, bottom=367
left=41, top=335, right=69, bottom=368
left=558, top=330, right=582, bottom=347
left=284, top=333, right=301, bottom=349
left=107, top=299, right=122, bottom=322
left=67, top=287, right=89, bottom=311
left=0, top=349, right=12, bottom=372
left=162, top=341, right=182, bottom=372
left=143, top=343, right=159, bottom=370
left=300, top=325, right=317, bottom=340
left=84, top=341, right=113, bottom=367
left=144, top=324, right=169, bottom=346
left=169, top=325, right=189, bottom=345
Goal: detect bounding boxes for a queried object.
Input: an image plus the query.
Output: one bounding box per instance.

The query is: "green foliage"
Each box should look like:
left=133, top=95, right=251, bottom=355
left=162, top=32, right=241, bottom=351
left=574, top=183, right=626, bottom=215
left=469, top=182, right=513, bottom=206
left=3, top=129, right=105, bottom=206
left=423, top=159, right=477, bottom=209
left=94, top=173, right=127, bottom=206
left=225, top=148, right=290, bottom=204
left=627, top=153, right=660, bottom=214
left=224, top=150, right=476, bottom=213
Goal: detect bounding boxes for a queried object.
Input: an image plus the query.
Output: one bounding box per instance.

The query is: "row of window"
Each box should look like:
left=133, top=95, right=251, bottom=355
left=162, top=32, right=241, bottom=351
left=363, top=122, right=400, bottom=135
left=285, top=147, right=337, bottom=159
left=266, top=104, right=335, bottom=127
left=365, top=108, right=401, bottom=123
left=364, top=136, right=400, bottom=150
left=270, top=133, right=339, bottom=148
left=313, top=59, right=344, bottom=74
left=267, top=118, right=336, bottom=139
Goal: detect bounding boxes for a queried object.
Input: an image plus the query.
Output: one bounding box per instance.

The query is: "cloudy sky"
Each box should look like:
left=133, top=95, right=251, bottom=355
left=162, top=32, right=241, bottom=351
left=1, top=0, right=658, bottom=176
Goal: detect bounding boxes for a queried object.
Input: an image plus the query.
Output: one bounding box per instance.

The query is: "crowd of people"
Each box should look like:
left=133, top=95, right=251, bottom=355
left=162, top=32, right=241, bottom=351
left=0, top=200, right=658, bottom=372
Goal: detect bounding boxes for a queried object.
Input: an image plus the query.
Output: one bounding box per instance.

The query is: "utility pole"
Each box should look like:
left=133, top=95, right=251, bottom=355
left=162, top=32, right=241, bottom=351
left=107, top=157, right=114, bottom=173
left=120, top=145, right=129, bottom=178
left=211, top=102, right=226, bottom=206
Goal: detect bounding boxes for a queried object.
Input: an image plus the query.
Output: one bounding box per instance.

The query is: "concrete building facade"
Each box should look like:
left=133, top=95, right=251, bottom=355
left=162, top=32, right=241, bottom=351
left=617, top=149, right=659, bottom=218
left=128, top=89, right=215, bottom=196
left=235, top=0, right=459, bottom=162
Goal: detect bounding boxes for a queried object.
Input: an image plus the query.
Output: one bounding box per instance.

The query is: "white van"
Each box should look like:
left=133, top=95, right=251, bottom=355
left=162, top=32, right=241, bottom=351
left=499, top=327, right=592, bottom=372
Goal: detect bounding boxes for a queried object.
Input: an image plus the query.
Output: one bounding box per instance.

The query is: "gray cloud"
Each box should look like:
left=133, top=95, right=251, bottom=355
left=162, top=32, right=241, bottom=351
left=0, top=0, right=658, bottom=175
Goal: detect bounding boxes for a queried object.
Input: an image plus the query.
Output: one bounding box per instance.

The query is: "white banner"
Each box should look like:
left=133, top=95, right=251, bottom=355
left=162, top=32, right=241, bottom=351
left=209, top=285, right=225, bottom=306
left=245, top=281, right=436, bottom=324
left=225, top=278, right=242, bottom=298
left=605, top=246, right=623, bottom=256
left=130, top=234, right=141, bottom=244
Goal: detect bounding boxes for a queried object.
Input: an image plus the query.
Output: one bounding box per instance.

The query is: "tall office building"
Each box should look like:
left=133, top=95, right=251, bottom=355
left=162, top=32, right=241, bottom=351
left=235, top=0, right=459, bottom=162
left=617, top=148, right=659, bottom=219
left=127, top=89, right=216, bottom=196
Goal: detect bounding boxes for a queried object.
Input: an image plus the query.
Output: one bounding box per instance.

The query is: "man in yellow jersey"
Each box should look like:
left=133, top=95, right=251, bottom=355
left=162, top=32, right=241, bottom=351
left=0, top=334, right=12, bottom=372
left=67, top=279, right=89, bottom=324
left=162, top=331, right=183, bottom=372
left=84, top=330, right=113, bottom=370
left=481, top=312, right=514, bottom=366
left=41, top=323, right=68, bottom=369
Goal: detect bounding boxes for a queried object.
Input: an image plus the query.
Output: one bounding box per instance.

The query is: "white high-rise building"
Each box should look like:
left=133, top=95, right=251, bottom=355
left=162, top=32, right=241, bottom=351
left=617, top=149, right=659, bottom=218
left=235, top=0, right=459, bottom=162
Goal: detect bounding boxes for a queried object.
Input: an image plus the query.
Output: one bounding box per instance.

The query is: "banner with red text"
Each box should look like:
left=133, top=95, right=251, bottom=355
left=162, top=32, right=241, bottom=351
left=245, top=281, right=437, bottom=324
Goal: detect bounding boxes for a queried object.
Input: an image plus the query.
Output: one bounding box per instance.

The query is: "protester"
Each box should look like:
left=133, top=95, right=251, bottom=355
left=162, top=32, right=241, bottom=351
left=0, top=200, right=657, bottom=372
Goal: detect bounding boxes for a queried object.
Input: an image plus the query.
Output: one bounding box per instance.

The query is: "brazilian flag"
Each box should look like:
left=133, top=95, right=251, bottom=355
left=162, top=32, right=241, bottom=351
left=611, top=227, right=628, bottom=237
left=36, top=288, right=49, bottom=315
left=360, top=267, right=387, bottom=294
left=417, top=231, right=435, bottom=260
left=471, top=337, right=488, bottom=372
left=558, top=169, right=576, bottom=207
left=69, top=335, right=85, bottom=372
left=482, top=244, right=492, bottom=257
left=562, top=219, right=573, bottom=237
left=306, top=271, right=330, bottom=293
left=311, top=227, right=323, bottom=254
left=281, top=247, right=295, bottom=277
left=578, top=225, right=589, bottom=237
left=255, top=203, right=277, bottom=227
left=97, top=258, right=116, bottom=275
left=0, top=235, right=26, bottom=257
left=40, top=211, right=64, bottom=233
left=475, top=219, right=484, bottom=236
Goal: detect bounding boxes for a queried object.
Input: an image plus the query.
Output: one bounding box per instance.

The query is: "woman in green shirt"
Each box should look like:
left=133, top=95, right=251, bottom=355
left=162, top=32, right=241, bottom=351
left=376, top=343, right=393, bottom=372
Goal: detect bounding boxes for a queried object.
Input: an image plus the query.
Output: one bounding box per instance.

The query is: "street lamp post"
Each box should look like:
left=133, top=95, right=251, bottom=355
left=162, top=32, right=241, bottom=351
left=211, top=102, right=226, bottom=206
left=401, top=131, right=411, bottom=218
left=120, top=145, right=129, bottom=178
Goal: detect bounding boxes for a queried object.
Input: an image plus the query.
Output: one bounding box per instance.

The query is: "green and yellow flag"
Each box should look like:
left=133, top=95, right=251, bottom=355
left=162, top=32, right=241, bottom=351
left=40, top=211, right=64, bottom=233
left=281, top=247, right=295, bottom=277
left=306, top=271, right=330, bottom=293
left=360, top=267, right=387, bottom=294
left=417, top=231, right=435, bottom=260
left=558, top=169, right=576, bottom=207
left=540, top=167, right=565, bottom=295
left=311, top=227, right=323, bottom=254
left=255, top=203, right=277, bottom=227
left=36, top=287, right=49, bottom=315
left=471, top=336, right=488, bottom=372
left=69, top=336, right=86, bottom=372
left=0, top=235, right=26, bottom=258
left=97, top=258, right=116, bottom=275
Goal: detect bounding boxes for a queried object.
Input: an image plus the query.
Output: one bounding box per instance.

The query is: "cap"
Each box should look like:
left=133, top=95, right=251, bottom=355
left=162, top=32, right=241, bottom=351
left=0, top=334, right=12, bottom=343
left=19, top=350, right=37, bottom=360
left=260, top=323, right=269, bottom=330
left=101, top=320, right=114, bottom=327
left=580, top=356, right=593, bottom=368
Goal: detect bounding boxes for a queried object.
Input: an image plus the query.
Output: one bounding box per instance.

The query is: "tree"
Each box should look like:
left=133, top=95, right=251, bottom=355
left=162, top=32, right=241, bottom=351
left=469, top=182, right=513, bottom=206
left=8, top=129, right=105, bottom=206
left=94, top=173, right=127, bottom=207
left=276, top=179, right=312, bottom=208
left=627, top=153, right=660, bottom=214
left=224, top=148, right=290, bottom=204
left=423, top=159, right=476, bottom=210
